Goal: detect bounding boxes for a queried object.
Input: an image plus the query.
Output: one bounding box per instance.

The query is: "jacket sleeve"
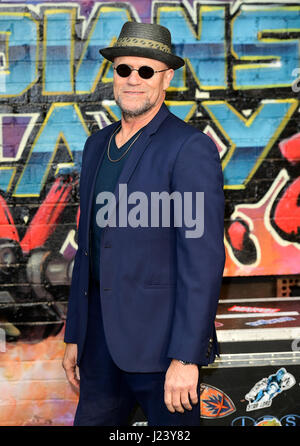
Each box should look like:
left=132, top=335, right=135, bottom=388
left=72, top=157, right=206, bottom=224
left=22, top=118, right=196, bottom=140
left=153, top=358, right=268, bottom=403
left=64, top=245, right=81, bottom=343
left=166, top=131, right=225, bottom=365
left=64, top=137, right=90, bottom=344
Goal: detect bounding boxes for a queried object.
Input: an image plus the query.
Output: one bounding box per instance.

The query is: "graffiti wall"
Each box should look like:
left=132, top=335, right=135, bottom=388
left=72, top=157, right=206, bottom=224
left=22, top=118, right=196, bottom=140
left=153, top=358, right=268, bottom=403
left=0, top=0, right=299, bottom=425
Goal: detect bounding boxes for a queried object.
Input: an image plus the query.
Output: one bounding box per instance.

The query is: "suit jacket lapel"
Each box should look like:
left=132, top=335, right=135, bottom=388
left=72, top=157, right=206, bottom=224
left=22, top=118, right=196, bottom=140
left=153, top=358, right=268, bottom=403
left=84, top=120, right=120, bottom=247
left=85, top=121, right=120, bottom=192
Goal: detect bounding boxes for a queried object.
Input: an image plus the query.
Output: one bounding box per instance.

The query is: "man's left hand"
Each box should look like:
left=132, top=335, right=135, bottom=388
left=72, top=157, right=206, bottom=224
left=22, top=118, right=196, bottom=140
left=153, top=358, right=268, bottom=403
left=164, top=359, right=199, bottom=413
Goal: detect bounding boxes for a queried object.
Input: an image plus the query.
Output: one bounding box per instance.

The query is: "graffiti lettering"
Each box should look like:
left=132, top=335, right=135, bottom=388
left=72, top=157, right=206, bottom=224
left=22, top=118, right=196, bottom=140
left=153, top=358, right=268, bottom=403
left=0, top=1, right=298, bottom=279
left=202, top=99, right=298, bottom=188
left=0, top=0, right=299, bottom=428
left=232, top=6, right=300, bottom=89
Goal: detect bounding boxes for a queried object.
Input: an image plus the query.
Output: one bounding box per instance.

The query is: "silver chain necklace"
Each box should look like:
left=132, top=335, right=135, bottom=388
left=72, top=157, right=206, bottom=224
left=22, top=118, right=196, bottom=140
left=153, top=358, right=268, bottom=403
left=107, top=126, right=143, bottom=163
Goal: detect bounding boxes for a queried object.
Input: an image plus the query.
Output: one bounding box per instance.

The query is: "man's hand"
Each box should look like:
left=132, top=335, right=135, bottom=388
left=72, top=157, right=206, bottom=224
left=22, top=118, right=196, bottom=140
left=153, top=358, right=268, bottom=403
left=62, top=343, right=80, bottom=390
left=164, top=359, right=199, bottom=413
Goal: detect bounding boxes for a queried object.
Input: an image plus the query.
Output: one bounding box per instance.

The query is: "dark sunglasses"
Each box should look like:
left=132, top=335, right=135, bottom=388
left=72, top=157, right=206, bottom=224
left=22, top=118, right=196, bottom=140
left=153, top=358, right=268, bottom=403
left=114, top=64, right=169, bottom=79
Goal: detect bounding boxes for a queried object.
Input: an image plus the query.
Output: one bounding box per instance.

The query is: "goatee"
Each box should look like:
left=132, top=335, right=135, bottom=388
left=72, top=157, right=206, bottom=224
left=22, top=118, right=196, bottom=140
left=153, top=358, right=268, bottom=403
left=115, top=97, right=154, bottom=119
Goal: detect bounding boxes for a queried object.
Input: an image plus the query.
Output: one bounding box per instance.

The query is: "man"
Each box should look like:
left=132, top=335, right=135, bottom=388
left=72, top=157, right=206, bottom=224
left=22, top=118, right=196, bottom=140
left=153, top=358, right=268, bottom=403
left=62, top=21, right=225, bottom=426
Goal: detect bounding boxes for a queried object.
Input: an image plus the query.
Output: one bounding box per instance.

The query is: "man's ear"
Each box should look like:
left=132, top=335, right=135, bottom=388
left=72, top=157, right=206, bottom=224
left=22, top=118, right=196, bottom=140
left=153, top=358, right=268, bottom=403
left=163, top=68, right=175, bottom=90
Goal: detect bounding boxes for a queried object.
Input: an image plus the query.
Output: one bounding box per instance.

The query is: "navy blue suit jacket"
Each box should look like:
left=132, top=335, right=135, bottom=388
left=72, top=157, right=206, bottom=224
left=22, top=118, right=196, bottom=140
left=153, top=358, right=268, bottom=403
left=64, top=103, right=225, bottom=372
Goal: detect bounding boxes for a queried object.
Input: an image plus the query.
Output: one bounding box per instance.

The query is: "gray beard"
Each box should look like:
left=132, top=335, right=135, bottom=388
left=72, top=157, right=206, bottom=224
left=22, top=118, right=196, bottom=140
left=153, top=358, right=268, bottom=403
left=115, top=96, right=154, bottom=119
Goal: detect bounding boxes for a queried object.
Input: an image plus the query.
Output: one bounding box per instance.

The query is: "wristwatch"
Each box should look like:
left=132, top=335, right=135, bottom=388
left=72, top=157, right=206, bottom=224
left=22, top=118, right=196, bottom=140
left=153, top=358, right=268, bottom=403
left=178, top=360, right=194, bottom=365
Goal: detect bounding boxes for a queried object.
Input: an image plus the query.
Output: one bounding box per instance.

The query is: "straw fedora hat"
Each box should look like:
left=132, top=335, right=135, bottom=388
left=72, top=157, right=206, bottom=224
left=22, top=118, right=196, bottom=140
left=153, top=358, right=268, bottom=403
left=99, top=21, right=185, bottom=70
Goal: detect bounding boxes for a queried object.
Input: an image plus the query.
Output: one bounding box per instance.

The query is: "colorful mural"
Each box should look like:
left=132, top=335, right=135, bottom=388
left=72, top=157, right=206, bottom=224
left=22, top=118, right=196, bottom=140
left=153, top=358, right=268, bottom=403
left=0, top=0, right=299, bottom=425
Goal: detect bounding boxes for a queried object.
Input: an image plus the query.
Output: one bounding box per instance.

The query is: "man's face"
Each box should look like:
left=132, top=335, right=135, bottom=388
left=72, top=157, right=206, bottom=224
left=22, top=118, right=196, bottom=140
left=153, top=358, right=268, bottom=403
left=113, top=56, right=174, bottom=118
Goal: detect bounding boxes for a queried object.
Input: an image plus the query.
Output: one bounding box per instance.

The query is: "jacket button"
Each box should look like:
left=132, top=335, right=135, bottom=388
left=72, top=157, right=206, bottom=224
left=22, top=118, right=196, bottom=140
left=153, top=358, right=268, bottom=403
left=84, top=291, right=88, bottom=296
left=84, top=250, right=88, bottom=256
